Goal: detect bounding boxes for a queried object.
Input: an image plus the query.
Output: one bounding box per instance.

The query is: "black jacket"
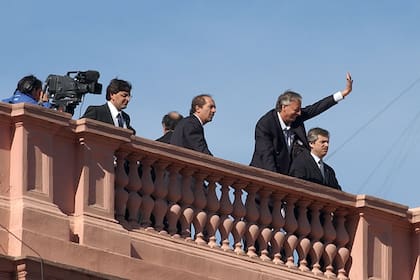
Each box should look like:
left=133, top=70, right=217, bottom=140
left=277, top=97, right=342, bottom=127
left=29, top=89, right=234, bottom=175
left=289, top=150, right=341, bottom=190
left=250, top=95, right=337, bottom=175
left=82, top=103, right=135, bottom=134
left=170, top=115, right=212, bottom=155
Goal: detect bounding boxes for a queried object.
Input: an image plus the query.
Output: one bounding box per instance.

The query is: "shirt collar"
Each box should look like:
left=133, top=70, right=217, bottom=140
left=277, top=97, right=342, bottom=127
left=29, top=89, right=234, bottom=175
left=193, top=113, right=204, bottom=126
left=310, top=152, right=322, bottom=164
left=107, top=101, right=120, bottom=119
left=277, top=111, right=290, bottom=130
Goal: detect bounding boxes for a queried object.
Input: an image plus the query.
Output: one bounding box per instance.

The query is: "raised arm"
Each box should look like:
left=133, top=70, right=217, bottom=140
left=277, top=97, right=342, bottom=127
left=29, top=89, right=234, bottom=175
left=341, top=72, right=353, bottom=97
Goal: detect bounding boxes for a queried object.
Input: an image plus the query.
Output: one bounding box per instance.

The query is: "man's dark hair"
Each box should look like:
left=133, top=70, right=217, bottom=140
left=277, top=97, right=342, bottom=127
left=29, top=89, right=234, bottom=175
left=162, top=111, right=183, bottom=131
left=17, top=75, right=42, bottom=94
left=275, top=90, right=302, bottom=111
left=189, top=94, right=211, bottom=115
left=106, top=79, right=132, bottom=101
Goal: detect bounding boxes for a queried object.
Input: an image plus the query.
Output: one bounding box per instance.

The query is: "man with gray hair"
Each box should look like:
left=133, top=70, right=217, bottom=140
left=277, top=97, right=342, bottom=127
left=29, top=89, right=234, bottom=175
left=250, top=73, right=353, bottom=175
left=289, top=127, right=341, bottom=190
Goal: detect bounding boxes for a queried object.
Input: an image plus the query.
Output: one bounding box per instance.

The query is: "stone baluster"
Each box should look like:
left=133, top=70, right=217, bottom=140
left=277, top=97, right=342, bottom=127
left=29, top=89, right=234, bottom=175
left=204, top=176, right=220, bottom=248
left=125, top=154, right=142, bottom=227
left=308, top=202, right=324, bottom=276
left=152, top=160, right=170, bottom=233
left=244, top=184, right=260, bottom=258
left=192, top=172, right=208, bottom=245
left=218, top=178, right=234, bottom=251
left=258, top=188, right=273, bottom=261
left=296, top=199, right=312, bottom=272
left=114, top=151, right=129, bottom=222
left=334, top=208, right=350, bottom=280
left=270, top=192, right=286, bottom=265
left=231, top=181, right=247, bottom=255
left=139, top=157, right=156, bottom=229
left=179, top=168, right=195, bottom=240
left=322, top=206, right=337, bottom=278
left=166, top=164, right=183, bottom=236
left=283, top=195, right=299, bottom=268
left=16, top=263, right=28, bottom=279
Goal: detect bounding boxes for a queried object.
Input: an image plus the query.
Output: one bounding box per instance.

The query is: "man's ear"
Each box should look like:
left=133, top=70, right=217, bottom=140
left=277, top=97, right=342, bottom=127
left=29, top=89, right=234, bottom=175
left=194, top=105, right=200, bottom=113
left=309, top=142, right=314, bottom=149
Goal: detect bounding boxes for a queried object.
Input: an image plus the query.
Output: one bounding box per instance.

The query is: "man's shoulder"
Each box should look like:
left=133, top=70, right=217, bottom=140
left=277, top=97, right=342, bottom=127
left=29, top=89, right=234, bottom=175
left=1, top=96, right=15, bottom=103
left=323, top=161, right=336, bottom=173
left=180, top=115, right=200, bottom=126
left=257, top=109, right=277, bottom=124
left=82, top=103, right=108, bottom=118
left=2, top=92, right=36, bottom=105
left=260, top=109, right=276, bottom=118
left=86, top=103, right=107, bottom=110
left=156, top=132, right=172, bottom=144
left=121, top=110, right=131, bottom=118
left=292, top=150, right=312, bottom=164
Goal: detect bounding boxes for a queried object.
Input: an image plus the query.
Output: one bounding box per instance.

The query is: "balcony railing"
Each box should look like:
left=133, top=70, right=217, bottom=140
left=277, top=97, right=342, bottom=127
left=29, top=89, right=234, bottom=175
left=1, top=102, right=419, bottom=280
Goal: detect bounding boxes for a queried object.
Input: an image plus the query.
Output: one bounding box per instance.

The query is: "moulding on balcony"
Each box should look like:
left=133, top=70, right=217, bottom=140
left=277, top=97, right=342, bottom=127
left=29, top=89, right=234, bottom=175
left=408, top=207, right=420, bottom=224
left=7, top=103, right=72, bottom=128
left=0, top=103, right=12, bottom=119
left=75, top=118, right=133, bottom=144
left=355, top=194, right=409, bottom=221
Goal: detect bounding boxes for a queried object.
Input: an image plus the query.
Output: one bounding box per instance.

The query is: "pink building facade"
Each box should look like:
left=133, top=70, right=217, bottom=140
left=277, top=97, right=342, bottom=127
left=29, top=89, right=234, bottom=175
left=0, top=102, right=419, bottom=280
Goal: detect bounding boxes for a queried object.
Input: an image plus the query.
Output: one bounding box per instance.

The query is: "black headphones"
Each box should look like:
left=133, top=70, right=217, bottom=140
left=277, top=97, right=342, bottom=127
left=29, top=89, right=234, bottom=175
left=18, top=75, right=38, bottom=94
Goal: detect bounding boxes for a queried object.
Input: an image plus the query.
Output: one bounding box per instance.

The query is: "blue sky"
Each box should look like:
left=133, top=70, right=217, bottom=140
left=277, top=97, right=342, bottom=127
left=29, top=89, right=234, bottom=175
left=2, top=1, right=420, bottom=208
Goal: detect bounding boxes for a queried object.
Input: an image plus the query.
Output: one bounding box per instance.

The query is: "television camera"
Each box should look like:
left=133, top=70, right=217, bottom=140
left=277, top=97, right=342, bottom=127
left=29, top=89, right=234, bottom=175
left=44, top=70, right=102, bottom=115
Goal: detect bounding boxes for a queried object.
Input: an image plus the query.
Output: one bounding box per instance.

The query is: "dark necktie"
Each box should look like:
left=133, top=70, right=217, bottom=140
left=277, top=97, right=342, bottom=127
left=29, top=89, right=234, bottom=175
left=116, top=113, right=124, bottom=128
left=284, top=128, right=292, bottom=153
left=318, top=160, right=325, bottom=179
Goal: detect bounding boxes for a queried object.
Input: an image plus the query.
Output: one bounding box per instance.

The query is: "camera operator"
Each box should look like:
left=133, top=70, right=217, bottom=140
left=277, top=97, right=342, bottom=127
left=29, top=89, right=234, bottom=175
left=2, top=75, right=51, bottom=108
left=81, top=78, right=135, bottom=134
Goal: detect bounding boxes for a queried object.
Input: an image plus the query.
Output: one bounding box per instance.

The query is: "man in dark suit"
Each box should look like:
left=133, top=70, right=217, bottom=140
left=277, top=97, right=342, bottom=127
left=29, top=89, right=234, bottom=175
left=289, top=127, right=341, bottom=190
left=156, top=111, right=184, bottom=144
left=81, top=78, right=135, bottom=134
left=250, top=73, right=353, bottom=175
left=170, top=94, right=216, bottom=155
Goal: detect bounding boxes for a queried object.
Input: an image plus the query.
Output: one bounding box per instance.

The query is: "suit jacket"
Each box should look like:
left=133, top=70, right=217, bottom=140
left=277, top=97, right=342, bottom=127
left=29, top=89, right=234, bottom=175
left=170, top=115, right=212, bottom=155
left=81, top=103, right=136, bottom=134
left=289, top=150, right=341, bottom=190
left=250, top=95, right=337, bottom=175
left=156, top=131, right=173, bottom=144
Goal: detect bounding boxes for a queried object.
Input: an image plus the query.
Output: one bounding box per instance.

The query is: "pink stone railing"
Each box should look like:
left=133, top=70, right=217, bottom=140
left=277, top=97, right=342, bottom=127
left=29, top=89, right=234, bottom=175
left=1, top=103, right=419, bottom=280
left=113, top=135, right=357, bottom=279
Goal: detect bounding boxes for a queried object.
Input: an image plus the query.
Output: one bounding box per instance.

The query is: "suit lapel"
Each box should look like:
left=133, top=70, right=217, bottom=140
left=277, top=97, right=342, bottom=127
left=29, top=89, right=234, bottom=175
left=122, top=111, right=130, bottom=126
left=271, top=110, right=287, bottom=147
left=323, top=164, right=334, bottom=186
left=101, top=104, right=115, bottom=125
left=307, top=153, right=324, bottom=183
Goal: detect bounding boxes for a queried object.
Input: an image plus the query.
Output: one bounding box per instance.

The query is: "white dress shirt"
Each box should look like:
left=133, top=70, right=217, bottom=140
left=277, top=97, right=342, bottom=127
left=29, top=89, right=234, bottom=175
left=107, top=101, right=126, bottom=128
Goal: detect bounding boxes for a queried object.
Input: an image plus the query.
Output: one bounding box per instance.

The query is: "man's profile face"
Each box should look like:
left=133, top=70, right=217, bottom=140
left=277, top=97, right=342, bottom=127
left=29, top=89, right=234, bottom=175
left=110, top=91, right=131, bottom=110
left=281, top=99, right=301, bottom=125
left=310, top=135, right=330, bottom=158
left=196, top=96, right=216, bottom=125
